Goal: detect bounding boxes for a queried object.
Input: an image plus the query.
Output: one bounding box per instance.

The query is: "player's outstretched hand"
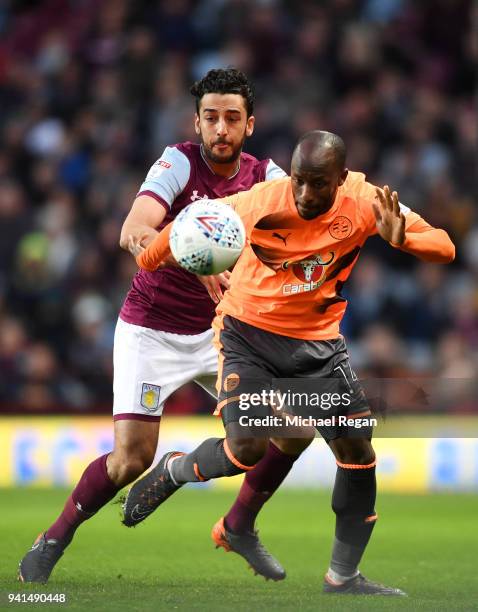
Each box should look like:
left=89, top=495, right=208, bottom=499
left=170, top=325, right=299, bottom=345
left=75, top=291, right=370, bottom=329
left=197, top=270, right=231, bottom=304
left=373, top=185, right=406, bottom=246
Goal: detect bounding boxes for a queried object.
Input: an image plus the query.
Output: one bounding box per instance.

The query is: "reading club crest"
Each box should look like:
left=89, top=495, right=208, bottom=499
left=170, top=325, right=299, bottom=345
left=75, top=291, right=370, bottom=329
left=329, top=216, right=352, bottom=240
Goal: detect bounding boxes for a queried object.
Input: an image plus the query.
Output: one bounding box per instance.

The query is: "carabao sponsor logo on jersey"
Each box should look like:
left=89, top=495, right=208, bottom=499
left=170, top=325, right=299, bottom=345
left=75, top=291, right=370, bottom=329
left=282, top=251, right=335, bottom=295
left=140, top=383, right=161, bottom=411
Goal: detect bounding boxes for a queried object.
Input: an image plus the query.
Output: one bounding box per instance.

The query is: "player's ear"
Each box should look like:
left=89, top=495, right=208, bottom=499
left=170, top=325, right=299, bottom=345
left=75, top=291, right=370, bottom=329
left=194, top=114, right=201, bottom=135
left=245, top=115, right=255, bottom=137
left=338, top=168, right=348, bottom=186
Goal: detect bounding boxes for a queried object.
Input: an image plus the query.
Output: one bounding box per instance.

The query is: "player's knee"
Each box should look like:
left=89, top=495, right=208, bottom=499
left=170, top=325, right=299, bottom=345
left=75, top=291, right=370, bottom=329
left=272, top=433, right=314, bottom=455
left=330, top=438, right=376, bottom=466
left=107, top=450, right=154, bottom=487
left=226, top=437, right=268, bottom=467
left=339, top=449, right=375, bottom=466
left=348, top=445, right=375, bottom=466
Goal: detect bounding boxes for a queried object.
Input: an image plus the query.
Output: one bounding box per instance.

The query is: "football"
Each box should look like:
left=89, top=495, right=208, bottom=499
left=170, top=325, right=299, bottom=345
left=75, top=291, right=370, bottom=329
left=169, top=199, right=246, bottom=275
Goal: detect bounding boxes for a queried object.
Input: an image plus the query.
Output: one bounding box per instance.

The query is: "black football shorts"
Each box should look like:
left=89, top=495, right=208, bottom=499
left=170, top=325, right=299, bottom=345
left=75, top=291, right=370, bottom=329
left=215, top=315, right=372, bottom=442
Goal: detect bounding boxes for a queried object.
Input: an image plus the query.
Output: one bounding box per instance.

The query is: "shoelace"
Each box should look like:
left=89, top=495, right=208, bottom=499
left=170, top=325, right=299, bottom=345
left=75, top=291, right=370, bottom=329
left=354, top=575, right=390, bottom=591
left=37, top=540, right=62, bottom=573
left=241, top=532, right=276, bottom=561
left=138, top=471, right=176, bottom=509
left=151, top=474, right=175, bottom=497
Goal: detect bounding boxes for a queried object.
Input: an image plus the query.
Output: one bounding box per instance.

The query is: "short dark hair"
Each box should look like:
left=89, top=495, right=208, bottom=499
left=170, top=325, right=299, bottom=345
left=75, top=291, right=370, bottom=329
left=190, top=68, right=255, bottom=117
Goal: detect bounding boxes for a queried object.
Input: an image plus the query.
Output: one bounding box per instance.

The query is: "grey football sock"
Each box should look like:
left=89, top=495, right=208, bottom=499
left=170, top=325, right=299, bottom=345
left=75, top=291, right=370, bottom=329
left=169, top=437, right=247, bottom=484
left=329, top=464, right=377, bottom=576
left=329, top=537, right=364, bottom=578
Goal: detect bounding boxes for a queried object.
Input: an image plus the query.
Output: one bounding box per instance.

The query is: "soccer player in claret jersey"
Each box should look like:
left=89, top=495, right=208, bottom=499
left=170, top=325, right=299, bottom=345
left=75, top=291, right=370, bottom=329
left=18, top=69, right=314, bottom=583
left=135, top=130, right=455, bottom=596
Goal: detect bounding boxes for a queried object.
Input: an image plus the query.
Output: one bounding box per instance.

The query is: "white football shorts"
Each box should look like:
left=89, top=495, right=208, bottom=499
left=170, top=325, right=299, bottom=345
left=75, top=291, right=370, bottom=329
left=113, top=317, right=218, bottom=419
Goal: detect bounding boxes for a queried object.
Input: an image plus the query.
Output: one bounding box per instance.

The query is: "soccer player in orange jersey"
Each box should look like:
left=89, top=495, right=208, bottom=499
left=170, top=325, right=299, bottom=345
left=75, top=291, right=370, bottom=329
left=134, top=130, right=455, bottom=595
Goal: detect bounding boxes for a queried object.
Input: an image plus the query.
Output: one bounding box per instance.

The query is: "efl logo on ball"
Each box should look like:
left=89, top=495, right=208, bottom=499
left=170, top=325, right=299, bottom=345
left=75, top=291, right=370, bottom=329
left=169, top=200, right=246, bottom=275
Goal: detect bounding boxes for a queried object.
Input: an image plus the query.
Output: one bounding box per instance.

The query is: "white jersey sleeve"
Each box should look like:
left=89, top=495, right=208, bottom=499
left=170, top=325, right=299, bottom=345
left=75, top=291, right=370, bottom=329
left=138, top=146, right=191, bottom=209
left=265, top=159, right=288, bottom=181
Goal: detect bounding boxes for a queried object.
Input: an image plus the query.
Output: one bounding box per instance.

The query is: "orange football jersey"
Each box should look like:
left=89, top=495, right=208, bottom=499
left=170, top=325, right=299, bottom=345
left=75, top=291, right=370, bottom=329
left=214, top=172, right=454, bottom=340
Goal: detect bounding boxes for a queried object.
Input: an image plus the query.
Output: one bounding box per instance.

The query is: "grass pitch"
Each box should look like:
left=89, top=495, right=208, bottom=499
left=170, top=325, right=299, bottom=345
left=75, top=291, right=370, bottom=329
left=0, top=487, right=476, bottom=611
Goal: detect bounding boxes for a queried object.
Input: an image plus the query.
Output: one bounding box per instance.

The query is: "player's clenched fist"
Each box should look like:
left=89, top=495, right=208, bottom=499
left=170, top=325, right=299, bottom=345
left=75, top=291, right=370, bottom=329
left=373, top=185, right=406, bottom=246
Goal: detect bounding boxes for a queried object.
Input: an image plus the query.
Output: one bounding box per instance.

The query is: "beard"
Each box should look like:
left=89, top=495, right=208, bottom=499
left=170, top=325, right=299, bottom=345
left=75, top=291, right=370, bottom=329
left=201, top=132, right=246, bottom=165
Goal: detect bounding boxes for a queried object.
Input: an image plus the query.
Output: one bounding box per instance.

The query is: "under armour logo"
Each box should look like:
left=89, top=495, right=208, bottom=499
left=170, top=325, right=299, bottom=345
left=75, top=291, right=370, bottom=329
left=272, top=232, right=291, bottom=246
left=191, top=190, right=208, bottom=202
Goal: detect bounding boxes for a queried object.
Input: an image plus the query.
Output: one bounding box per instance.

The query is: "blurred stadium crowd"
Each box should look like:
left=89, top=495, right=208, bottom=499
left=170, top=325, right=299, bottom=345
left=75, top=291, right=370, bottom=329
left=0, top=0, right=476, bottom=414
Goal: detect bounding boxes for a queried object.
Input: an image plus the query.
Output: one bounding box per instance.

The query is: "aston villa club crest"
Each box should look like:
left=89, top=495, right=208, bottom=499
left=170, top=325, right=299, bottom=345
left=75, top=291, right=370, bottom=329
left=141, top=383, right=161, bottom=411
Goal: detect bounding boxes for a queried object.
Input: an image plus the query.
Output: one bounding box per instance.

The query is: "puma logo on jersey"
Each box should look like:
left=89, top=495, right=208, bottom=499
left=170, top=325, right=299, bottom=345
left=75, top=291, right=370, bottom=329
left=272, top=232, right=291, bottom=245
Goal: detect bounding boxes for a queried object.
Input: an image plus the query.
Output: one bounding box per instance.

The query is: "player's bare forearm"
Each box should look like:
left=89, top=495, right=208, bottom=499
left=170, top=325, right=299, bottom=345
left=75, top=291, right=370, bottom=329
left=120, top=194, right=167, bottom=251
left=136, top=223, right=175, bottom=271
left=119, top=224, right=159, bottom=251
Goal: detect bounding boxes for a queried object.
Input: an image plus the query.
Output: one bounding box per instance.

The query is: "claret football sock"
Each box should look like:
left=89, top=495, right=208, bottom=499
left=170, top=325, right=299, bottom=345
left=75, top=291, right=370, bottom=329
left=224, top=441, right=300, bottom=534
left=329, top=462, right=377, bottom=578
left=45, top=454, right=119, bottom=546
left=169, top=437, right=254, bottom=484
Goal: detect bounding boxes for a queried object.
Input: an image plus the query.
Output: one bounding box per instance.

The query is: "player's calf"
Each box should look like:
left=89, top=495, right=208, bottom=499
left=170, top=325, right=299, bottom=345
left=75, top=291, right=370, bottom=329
left=169, top=437, right=262, bottom=484
left=18, top=420, right=158, bottom=581
left=224, top=439, right=310, bottom=535
left=18, top=452, right=121, bottom=583
left=326, top=437, right=378, bottom=586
